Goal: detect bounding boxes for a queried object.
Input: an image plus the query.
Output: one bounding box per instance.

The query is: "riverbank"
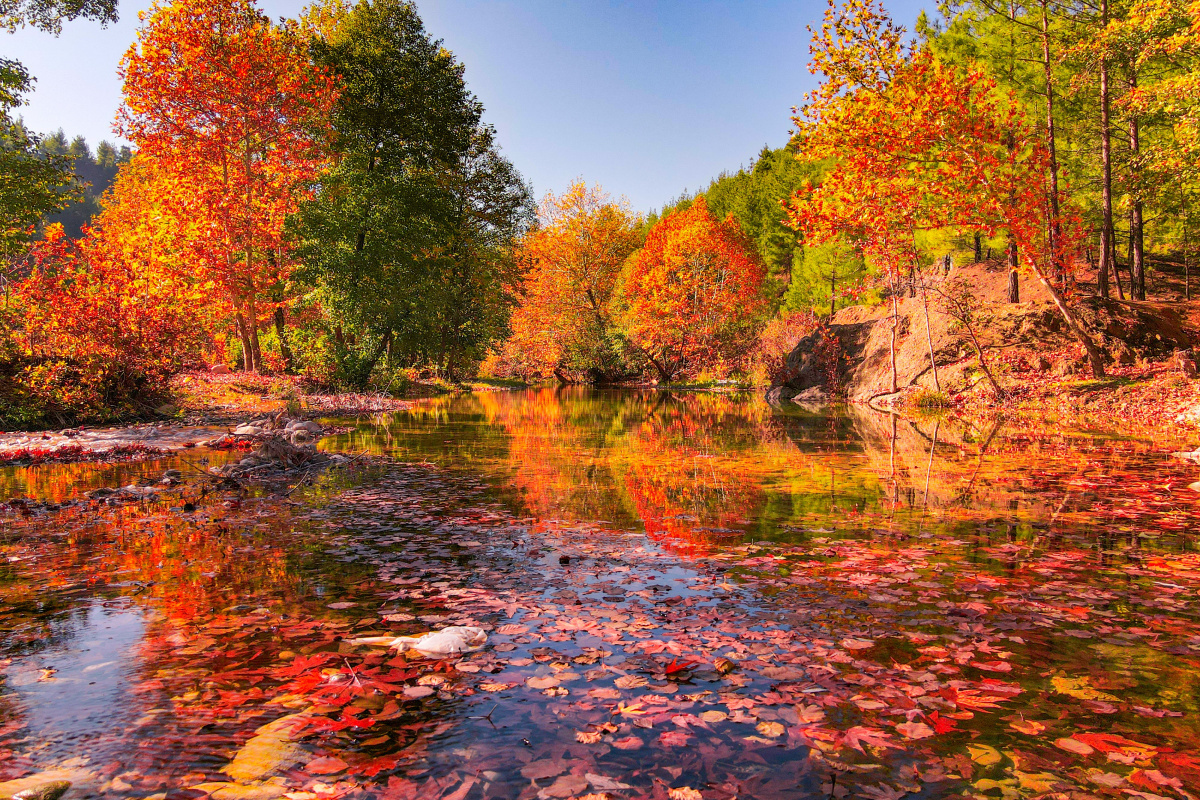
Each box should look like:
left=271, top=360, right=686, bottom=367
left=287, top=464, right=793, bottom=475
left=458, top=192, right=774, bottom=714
left=771, top=259, right=1200, bottom=441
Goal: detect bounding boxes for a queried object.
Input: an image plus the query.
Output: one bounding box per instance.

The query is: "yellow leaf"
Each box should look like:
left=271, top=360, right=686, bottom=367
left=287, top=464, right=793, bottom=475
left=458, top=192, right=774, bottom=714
left=1050, top=676, right=1120, bottom=702
left=1015, top=772, right=1060, bottom=792
left=968, top=744, right=1003, bottom=766
left=756, top=720, right=785, bottom=738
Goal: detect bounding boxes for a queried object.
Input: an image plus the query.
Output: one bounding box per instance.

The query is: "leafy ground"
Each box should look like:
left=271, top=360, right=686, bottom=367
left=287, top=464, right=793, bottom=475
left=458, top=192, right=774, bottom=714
left=1, top=392, right=1199, bottom=800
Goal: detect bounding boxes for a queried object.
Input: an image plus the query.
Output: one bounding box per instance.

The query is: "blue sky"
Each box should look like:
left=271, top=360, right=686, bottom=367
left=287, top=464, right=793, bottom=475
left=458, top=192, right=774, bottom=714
left=2, top=0, right=931, bottom=213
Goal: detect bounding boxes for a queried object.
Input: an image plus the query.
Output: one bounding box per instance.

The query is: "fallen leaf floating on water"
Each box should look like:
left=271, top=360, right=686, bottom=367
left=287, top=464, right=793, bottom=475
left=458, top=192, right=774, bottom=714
left=1055, top=737, right=1096, bottom=756
left=841, top=638, right=875, bottom=651
left=968, top=744, right=1003, bottom=766
left=1050, top=675, right=1121, bottom=702
left=352, top=626, right=486, bottom=655
left=895, top=721, right=936, bottom=739
left=304, top=756, right=348, bottom=776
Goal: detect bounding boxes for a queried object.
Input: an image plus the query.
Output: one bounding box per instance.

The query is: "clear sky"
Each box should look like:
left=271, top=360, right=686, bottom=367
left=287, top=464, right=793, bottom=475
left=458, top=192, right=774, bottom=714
left=1, top=0, right=932, bottom=213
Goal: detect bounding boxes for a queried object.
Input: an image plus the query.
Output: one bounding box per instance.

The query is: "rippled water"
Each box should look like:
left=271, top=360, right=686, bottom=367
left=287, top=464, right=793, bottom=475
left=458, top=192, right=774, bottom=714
left=1, top=389, right=1198, bottom=799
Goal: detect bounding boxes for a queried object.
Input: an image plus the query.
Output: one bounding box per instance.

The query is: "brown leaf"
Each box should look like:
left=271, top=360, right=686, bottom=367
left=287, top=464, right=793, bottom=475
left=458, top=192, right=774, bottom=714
left=521, top=760, right=568, bottom=780
left=538, top=774, right=589, bottom=798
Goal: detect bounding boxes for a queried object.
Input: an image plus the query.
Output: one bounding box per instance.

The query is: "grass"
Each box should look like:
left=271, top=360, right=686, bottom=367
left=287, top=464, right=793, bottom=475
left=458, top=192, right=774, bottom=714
left=661, top=377, right=756, bottom=391
left=908, top=388, right=953, bottom=408
left=470, top=376, right=530, bottom=390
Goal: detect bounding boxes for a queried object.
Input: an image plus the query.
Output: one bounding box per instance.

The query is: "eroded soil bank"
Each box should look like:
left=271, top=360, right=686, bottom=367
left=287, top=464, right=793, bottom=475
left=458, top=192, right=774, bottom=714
left=2, top=391, right=1200, bottom=800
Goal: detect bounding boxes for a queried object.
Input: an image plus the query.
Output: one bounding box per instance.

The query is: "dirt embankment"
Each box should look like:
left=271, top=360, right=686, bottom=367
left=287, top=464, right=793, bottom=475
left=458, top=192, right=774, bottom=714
left=771, top=259, right=1200, bottom=431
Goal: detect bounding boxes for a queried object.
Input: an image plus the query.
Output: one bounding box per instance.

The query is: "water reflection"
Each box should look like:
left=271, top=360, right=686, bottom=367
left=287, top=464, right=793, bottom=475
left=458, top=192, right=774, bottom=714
left=325, top=389, right=1197, bottom=553
left=3, top=600, right=145, bottom=760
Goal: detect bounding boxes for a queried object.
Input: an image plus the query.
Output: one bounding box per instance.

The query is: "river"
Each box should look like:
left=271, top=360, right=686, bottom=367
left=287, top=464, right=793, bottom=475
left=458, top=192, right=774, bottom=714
left=1, top=388, right=1198, bottom=799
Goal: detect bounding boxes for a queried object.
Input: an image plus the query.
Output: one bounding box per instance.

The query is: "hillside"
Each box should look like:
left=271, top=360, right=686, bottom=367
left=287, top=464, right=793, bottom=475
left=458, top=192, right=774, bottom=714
left=770, top=259, right=1200, bottom=432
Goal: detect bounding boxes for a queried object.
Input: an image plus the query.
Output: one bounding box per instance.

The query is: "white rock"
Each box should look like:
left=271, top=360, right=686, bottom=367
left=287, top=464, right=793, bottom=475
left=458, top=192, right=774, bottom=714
left=1172, top=449, right=1200, bottom=464
left=353, top=626, right=487, bottom=656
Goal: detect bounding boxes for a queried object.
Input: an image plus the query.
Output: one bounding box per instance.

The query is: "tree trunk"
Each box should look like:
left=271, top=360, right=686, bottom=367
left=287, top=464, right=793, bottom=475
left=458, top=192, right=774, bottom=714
left=1129, top=203, right=1145, bottom=300
left=1128, top=69, right=1145, bottom=300
left=1040, top=0, right=1065, bottom=282
left=247, top=291, right=263, bottom=373
left=1030, top=261, right=1106, bottom=377
left=889, top=279, right=899, bottom=394
left=274, top=305, right=294, bottom=374
left=1007, top=239, right=1020, bottom=303
left=1098, top=0, right=1114, bottom=300
left=920, top=279, right=941, bottom=393
left=1185, top=195, right=1192, bottom=301
left=964, top=316, right=1005, bottom=398
left=1113, top=232, right=1127, bottom=300
left=974, top=232, right=983, bottom=263
left=235, top=308, right=253, bottom=373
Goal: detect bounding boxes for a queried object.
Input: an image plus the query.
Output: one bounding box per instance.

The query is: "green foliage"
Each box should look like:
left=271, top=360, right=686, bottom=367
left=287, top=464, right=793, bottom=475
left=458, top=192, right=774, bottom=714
left=38, top=131, right=131, bottom=237
left=782, top=238, right=873, bottom=316
left=0, top=0, right=116, bottom=33
left=293, top=0, right=533, bottom=387
left=0, top=59, right=79, bottom=263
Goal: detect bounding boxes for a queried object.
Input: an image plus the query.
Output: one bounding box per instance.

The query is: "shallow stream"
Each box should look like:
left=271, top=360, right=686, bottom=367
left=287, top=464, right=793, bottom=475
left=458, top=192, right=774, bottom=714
left=2, top=389, right=1199, bottom=800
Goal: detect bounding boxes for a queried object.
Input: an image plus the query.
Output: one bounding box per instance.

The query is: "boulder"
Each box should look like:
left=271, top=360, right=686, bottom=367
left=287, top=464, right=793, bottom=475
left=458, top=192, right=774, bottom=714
left=1174, top=349, right=1197, bottom=377
left=210, top=364, right=232, bottom=375
left=233, top=425, right=262, bottom=436
left=353, top=626, right=487, bottom=656
left=0, top=768, right=93, bottom=800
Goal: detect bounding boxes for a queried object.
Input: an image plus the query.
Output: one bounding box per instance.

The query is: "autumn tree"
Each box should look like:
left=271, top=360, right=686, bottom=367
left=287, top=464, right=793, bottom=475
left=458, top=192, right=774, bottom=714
left=118, top=0, right=337, bottom=373
left=790, top=0, right=1107, bottom=383
left=18, top=158, right=211, bottom=407
left=787, top=0, right=936, bottom=394
left=620, top=198, right=765, bottom=383
left=501, top=181, right=643, bottom=382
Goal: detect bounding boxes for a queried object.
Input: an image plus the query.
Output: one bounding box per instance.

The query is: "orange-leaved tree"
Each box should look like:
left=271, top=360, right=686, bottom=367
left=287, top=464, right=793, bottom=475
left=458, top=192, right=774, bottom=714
left=788, top=0, right=1105, bottom=386
left=620, top=197, right=766, bottom=383
left=118, top=0, right=337, bottom=373
left=19, top=159, right=211, bottom=410
left=501, top=181, right=643, bottom=382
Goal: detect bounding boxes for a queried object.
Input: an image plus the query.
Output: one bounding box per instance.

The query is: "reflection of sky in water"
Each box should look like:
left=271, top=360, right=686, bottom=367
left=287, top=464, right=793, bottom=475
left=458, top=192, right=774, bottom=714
left=3, top=599, right=145, bottom=760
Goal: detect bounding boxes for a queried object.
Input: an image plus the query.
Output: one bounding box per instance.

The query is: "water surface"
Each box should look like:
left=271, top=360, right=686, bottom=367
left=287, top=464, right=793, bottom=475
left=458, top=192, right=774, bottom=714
left=2, top=389, right=1198, bottom=799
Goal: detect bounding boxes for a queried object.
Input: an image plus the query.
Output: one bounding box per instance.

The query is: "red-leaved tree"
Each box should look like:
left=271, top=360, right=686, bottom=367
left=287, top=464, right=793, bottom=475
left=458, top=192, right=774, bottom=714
left=622, top=198, right=766, bottom=382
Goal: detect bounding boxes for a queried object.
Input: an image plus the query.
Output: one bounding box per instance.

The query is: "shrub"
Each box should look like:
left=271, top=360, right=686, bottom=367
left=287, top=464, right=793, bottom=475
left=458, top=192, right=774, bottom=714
left=909, top=388, right=952, bottom=408
left=749, top=310, right=817, bottom=385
